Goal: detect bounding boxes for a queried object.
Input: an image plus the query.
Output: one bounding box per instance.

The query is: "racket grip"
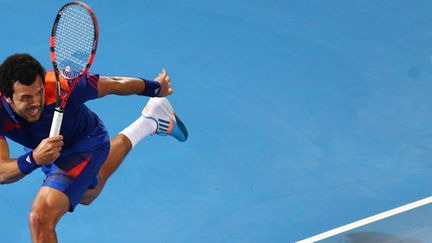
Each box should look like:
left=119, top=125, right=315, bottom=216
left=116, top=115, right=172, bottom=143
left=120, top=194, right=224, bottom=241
left=49, top=110, right=64, bottom=137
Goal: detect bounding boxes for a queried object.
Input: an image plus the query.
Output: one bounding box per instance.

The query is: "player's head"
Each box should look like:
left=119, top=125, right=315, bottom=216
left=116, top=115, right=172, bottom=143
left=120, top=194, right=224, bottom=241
left=0, top=54, right=46, bottom=123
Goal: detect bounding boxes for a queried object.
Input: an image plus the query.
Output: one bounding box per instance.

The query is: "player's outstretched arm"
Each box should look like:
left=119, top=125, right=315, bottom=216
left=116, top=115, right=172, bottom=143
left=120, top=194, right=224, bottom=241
left=97, top=69, right=173, bottom=98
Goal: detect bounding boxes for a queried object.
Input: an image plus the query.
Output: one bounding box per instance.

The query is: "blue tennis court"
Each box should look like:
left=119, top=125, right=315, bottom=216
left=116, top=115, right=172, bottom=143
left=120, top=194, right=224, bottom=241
left=1, top=0, right=432, bottom=242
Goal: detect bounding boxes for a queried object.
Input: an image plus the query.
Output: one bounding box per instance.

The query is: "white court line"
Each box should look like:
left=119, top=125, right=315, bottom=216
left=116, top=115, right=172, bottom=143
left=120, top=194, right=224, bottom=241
left=297, top=196, right=432, bottom=243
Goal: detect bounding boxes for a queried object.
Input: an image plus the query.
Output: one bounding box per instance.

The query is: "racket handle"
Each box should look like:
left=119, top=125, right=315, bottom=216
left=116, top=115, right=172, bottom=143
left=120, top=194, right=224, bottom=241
left=49, top=110, right=64, bottom=137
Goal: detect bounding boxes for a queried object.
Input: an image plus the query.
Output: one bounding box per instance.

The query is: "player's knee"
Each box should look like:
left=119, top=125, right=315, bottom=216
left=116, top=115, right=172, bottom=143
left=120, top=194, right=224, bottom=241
left=29, top=209, right=55, bottom=232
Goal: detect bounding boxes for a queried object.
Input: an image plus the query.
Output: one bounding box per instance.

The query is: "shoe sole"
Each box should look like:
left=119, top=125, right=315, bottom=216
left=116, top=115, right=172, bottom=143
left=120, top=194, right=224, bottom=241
left=174, top=113, right=188, bottom=141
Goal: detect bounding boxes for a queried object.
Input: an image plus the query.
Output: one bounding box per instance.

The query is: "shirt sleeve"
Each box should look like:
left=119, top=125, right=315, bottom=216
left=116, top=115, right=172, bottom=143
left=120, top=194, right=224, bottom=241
left=68, top=73, right=100, bottom=106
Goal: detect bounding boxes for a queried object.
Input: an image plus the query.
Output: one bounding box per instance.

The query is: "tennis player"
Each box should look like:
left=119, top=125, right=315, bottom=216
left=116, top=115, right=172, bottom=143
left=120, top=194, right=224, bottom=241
left=0, top=53, right=188, bottom=243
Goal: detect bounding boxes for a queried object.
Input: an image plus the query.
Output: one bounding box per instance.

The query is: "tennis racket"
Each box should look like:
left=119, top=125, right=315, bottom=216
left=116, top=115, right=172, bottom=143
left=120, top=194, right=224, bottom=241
left=49, top=1, right=98, bottom=137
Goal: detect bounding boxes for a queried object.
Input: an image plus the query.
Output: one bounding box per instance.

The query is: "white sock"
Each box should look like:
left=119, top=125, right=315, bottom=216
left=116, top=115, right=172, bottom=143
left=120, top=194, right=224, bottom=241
left=120, top=116, right=157, bottom=147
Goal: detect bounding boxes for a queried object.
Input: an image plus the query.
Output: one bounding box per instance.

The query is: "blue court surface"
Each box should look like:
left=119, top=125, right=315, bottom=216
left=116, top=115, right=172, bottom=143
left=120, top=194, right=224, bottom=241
left=1, top=0, right=432, bottom=242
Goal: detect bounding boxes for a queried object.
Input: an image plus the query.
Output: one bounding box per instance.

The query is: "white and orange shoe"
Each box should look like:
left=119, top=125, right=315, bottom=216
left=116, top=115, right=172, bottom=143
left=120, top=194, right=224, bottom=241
left=141, top=97, right=188, bottom=142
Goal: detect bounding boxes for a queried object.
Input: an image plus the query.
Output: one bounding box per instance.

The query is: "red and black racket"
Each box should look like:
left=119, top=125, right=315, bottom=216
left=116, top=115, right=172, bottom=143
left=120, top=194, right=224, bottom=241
left=49, top=1, right=98, bottom=137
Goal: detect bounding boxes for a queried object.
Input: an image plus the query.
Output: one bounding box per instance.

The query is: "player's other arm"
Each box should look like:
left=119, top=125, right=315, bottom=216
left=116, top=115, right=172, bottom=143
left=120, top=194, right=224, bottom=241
left=0, top=137, right=25, bottom=184
left=0, top=136, right=63, bottom=184
left=97, top=69, right=173, bottom=98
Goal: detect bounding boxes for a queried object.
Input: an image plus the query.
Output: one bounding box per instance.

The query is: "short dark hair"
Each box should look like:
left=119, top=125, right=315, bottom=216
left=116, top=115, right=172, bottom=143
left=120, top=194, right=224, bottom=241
left=0, top=53, right=45, bottom=98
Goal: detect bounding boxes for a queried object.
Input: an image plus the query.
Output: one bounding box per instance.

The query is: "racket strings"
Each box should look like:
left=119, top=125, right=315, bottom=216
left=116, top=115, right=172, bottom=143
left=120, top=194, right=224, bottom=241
left=55, top=4, right=95, bottom=79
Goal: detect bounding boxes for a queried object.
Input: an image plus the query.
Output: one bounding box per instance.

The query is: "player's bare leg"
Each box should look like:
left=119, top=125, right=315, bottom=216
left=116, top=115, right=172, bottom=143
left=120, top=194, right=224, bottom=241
left=79, top=134, right=131, bottom=204
left=29, top=187, right=70, bottom=243
left=80, top=97, right=188, bottom=204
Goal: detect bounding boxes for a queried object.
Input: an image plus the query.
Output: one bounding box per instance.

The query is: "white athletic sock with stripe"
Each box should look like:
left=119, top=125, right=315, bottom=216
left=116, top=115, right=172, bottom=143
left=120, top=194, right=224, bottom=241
left=120, top=116, right=157, bottom=147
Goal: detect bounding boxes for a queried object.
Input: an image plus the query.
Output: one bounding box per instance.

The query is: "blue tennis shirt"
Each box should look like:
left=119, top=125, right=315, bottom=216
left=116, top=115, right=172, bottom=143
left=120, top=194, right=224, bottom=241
left=0, top=70, right=109, bottom=161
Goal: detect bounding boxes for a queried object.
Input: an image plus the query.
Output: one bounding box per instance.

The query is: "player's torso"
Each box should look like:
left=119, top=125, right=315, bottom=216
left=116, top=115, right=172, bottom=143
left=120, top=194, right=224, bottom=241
left=0, top=71, right=108, bottom=153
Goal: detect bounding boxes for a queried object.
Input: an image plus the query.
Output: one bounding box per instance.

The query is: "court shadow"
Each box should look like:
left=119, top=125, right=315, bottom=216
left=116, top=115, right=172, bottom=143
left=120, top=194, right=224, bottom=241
left=345, top=232, right=421, bottom=243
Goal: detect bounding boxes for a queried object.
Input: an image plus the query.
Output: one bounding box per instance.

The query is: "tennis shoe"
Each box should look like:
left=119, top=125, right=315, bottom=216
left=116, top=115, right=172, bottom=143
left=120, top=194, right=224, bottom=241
left=142, top=97, right=188, bottom=142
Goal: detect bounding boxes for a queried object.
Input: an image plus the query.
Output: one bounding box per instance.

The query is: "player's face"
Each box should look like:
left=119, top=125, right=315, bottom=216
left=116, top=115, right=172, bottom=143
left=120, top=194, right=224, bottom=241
left=6, top=76, right=45, bottom=123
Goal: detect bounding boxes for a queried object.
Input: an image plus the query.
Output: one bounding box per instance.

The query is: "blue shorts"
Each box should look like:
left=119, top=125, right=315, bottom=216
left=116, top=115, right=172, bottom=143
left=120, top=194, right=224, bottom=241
left=41, top=141, right=110, bottom=212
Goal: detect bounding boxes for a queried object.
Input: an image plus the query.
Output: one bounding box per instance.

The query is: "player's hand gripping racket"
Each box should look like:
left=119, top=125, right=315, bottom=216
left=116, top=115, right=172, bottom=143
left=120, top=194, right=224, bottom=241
left=49, top=1, right=98, bottom=137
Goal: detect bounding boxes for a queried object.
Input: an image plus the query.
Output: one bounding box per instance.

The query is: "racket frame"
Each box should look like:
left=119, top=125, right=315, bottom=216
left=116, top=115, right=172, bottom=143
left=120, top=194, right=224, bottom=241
left=49, top=1, right=98, bottom=137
